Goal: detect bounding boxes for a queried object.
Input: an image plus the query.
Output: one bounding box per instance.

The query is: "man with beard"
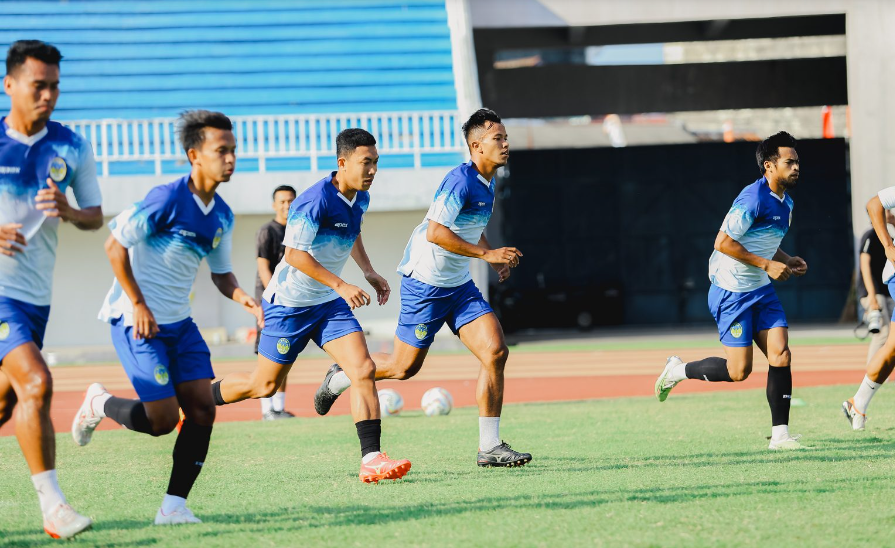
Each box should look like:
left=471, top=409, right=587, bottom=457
left=654, top=131, right=808, bottom=450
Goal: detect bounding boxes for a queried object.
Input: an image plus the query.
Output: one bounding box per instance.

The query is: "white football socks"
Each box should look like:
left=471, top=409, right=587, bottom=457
left=92, top=392, right=111, bottom=417
left=771, top=424, right=789, bottom=441
left=362, top=452, right=380, bottom=464
left=854, top=375, right=882, bottom=413
left=272, top=391, right=286, bottom=413
left=669, top=361, right=688, bottom=382
left=260, top=397, right=272, bottom=415
left=479, top=417, right=501, bottom=451
left=328, top=371, right=351, bottom=395
left=32, top=469, right=67, bottom=515
left=161, top=494, right=187, bottom=514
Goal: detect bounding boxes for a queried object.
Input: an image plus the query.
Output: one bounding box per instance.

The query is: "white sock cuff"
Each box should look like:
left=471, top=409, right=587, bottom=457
left=362, top=451, right=381, bottom=464
left=328, top=371, right=352, bottom=395
left=864, top=375, right=882, bottom=389
left=272, top=391, right=286, bottom=412
left=479, top=416, right=501, bottom=451
left=161, top=494, right=187, bottom=513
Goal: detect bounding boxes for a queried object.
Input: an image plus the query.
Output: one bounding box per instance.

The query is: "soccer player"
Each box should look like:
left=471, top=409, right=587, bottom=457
left=0, top=40, right=101, bottom=539
left=856, top=209, right=895, bottom=364
left=210, top=128, right=411, bottom=483
left=255, top=185, right=297, bottom=420
left=654, top=132, right=807, bottom=450
left=842, top=192, right=895, bottom=430
left=71, top=110, right=262, bottom=524
left=313, top=109, right=533, bottom=468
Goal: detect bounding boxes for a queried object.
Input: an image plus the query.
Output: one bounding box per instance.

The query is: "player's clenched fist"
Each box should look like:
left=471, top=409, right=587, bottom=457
left=0, top=223, right=26, bottom=256
left=764, top=260, right=792, bottom=281
left=337, top=283, right=372, bottom=309
left=484, top=247, right=522, bottom=268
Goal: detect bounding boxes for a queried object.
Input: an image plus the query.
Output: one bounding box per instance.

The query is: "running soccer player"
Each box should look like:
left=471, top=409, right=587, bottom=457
left=654, top=131, right=807, bottom=450
left=71, top=110, right=262, bottom=524
left=255, top=185, right=296, bottom=420
left=210, top=128, right=411, bottom=483
left=313, top=109, right=532, bottom=468
left=842, top=191, right=895, bottom=430
left=0, top=40, right=101, bottom=539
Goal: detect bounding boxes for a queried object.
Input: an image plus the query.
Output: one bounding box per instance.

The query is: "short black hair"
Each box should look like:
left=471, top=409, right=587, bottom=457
left=272, top=185, right=296, bottom=199
left=177, top=110, right=233, bottom=154
left=6, top=40, right=62, bottom=76
left=336, top=128, right=376, bottom=159
left=461, top=108, right=502, bottom=144
left=756, top=131, right=797, bottom=174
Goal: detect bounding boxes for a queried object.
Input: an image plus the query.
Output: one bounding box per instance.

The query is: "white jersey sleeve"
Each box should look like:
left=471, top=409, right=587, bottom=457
left=206, top=224, right=233, bottom=274
left=878, top=186, right=895, bottom=210
left=70, top=142, right=102, bottom=208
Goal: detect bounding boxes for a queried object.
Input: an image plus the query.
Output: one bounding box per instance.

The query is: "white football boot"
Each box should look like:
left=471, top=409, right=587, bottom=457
left=72, top=383, right=109, bottom=446
left=154, top=505, right=202, bottom=525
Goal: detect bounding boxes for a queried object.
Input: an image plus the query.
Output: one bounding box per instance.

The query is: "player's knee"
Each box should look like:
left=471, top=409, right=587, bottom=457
left=772, top=348, right=792, bottom=368
left=729, top=365, right=752, bottom=382
left=354, top=358, right=376, bottom=382
left=150, top=415, right=179, bottom=436
left=254, top=378, right=280, bottom=399
left=18, top=370, right=52, bottom=403
left=185, top=404, right=216, bottom=426
left=486, top=344, right=509, bottom=371
left=393, top=361, right=419, bottom=380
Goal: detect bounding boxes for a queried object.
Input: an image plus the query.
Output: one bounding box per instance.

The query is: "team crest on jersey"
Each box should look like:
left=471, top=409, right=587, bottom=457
left=414, top=323, right=428, bottom=341
left=48, top=157, right=67, bottom=182
left=212, top=227, right=223, bottom=249
left=0, top=321, right=9, bottom=341
left=153, top=364, right=170, bottom=385
left=730, top=322, right=744, bottom=339
left=276, top=337, right=291, bottom=354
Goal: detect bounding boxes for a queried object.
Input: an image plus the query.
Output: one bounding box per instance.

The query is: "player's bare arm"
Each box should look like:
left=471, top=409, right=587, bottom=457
left=714, top=231, right=792, bottom=281
left=478, top=234, right=511, bottom=283
left=104, top=234, right=158, bottom=339
left=867, top=195, right=895, bottom=265
left=350, top=233, right=390, bottom=305
left=0, top=223, right=27, bottom=256
left=210, top=272, right=263, bottom=327
left=284, top=246, right=370, bottom=309
left=427, top=220, right=522, bottom=268
left=860, top=253, right=880, bottom=309
left=34, top=178, right=103, bottom=230
left=256, top=256, right=274, bottom=288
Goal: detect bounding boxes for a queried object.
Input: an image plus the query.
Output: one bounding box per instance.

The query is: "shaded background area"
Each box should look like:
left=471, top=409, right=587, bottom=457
left=488, top=138, right=851, bottom=332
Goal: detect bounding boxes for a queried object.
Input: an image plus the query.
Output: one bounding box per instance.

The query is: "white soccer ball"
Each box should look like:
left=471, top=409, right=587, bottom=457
left=378, top=388, right=404, bottom=417
left=421, top=387, right=453, bottom=416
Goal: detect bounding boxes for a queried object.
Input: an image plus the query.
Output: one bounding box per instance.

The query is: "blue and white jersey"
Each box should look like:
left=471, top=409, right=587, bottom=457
left=0, top=118, right=101, bottom=305
left=263, top=174, right=369, bottom=307
left=708, top=177, right=793, bottom=293
left=99, top=176, right=234, bottom=325
left=877, top=186, right=895, bottom=283
left=397, top=161, right=495, bottom=288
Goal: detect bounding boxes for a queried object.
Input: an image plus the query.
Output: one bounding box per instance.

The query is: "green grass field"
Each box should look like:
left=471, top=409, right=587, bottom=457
left=4, top=384, right=895, bottom=547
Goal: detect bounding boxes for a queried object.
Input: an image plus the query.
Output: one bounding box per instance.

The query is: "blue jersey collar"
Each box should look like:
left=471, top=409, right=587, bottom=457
left=759, top=176, right=787, bottom=203
left=466, top=160, right=493, bottom=187
left=325, top=171, right=357, bottom=207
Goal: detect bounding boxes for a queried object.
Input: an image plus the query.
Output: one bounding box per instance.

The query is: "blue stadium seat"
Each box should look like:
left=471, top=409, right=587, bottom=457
left=0, top=0, right=458, bottom=120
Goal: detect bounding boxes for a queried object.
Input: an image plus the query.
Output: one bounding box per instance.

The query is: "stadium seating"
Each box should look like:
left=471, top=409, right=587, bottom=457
left=0, top=0, right=457, bottom=120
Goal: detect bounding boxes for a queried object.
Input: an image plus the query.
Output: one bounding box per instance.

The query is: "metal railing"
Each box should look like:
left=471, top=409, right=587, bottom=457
left=65, top=111, right=466, bottom=177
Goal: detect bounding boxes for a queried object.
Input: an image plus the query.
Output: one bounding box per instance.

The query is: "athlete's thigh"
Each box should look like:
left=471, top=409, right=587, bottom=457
left=322, top=330, right=373, bottom=374
left=386, top=336, right=430, bottom=377
left=110, top=319, right=176, bottom=402
left=457, top=312, right=507, bottom=364
left=0, top=342, right=51, bottom=396
left=722, top=344, right=753, bottom=376
left=754, top=326, right=789, bottom=360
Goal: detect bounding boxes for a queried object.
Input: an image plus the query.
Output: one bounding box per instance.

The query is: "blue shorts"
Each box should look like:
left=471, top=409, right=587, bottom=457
left=0, top=296, right=51, bottom=363
left=888, top=279, right=895, bottom=322
left=396, top=276, right=493, bottom=349
left=110, top=316, right=213, bottom=402
left=258, top=297, right=362, bottom=365
left=708, top=284, right=788, bottom=347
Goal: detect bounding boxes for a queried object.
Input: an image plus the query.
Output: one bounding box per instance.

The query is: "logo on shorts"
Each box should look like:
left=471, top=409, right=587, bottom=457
left=276, top=337, right=291, bottom=354
left=212, top=227, right=223, bottom=249
left=414, top=323, right=428, bottom=341
left=153, top=364, right=170, bottom=386
left=48, top=157, right=67, bottom=182
left=730, top=322, right=744, bottom=339
left=0, top=322, right=9, bottom=341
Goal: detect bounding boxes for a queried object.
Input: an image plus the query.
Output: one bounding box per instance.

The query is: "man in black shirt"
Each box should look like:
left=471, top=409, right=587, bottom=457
left=858, top=208, right=895, bottom=363
left=255, top=185, right=296, bottom=419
